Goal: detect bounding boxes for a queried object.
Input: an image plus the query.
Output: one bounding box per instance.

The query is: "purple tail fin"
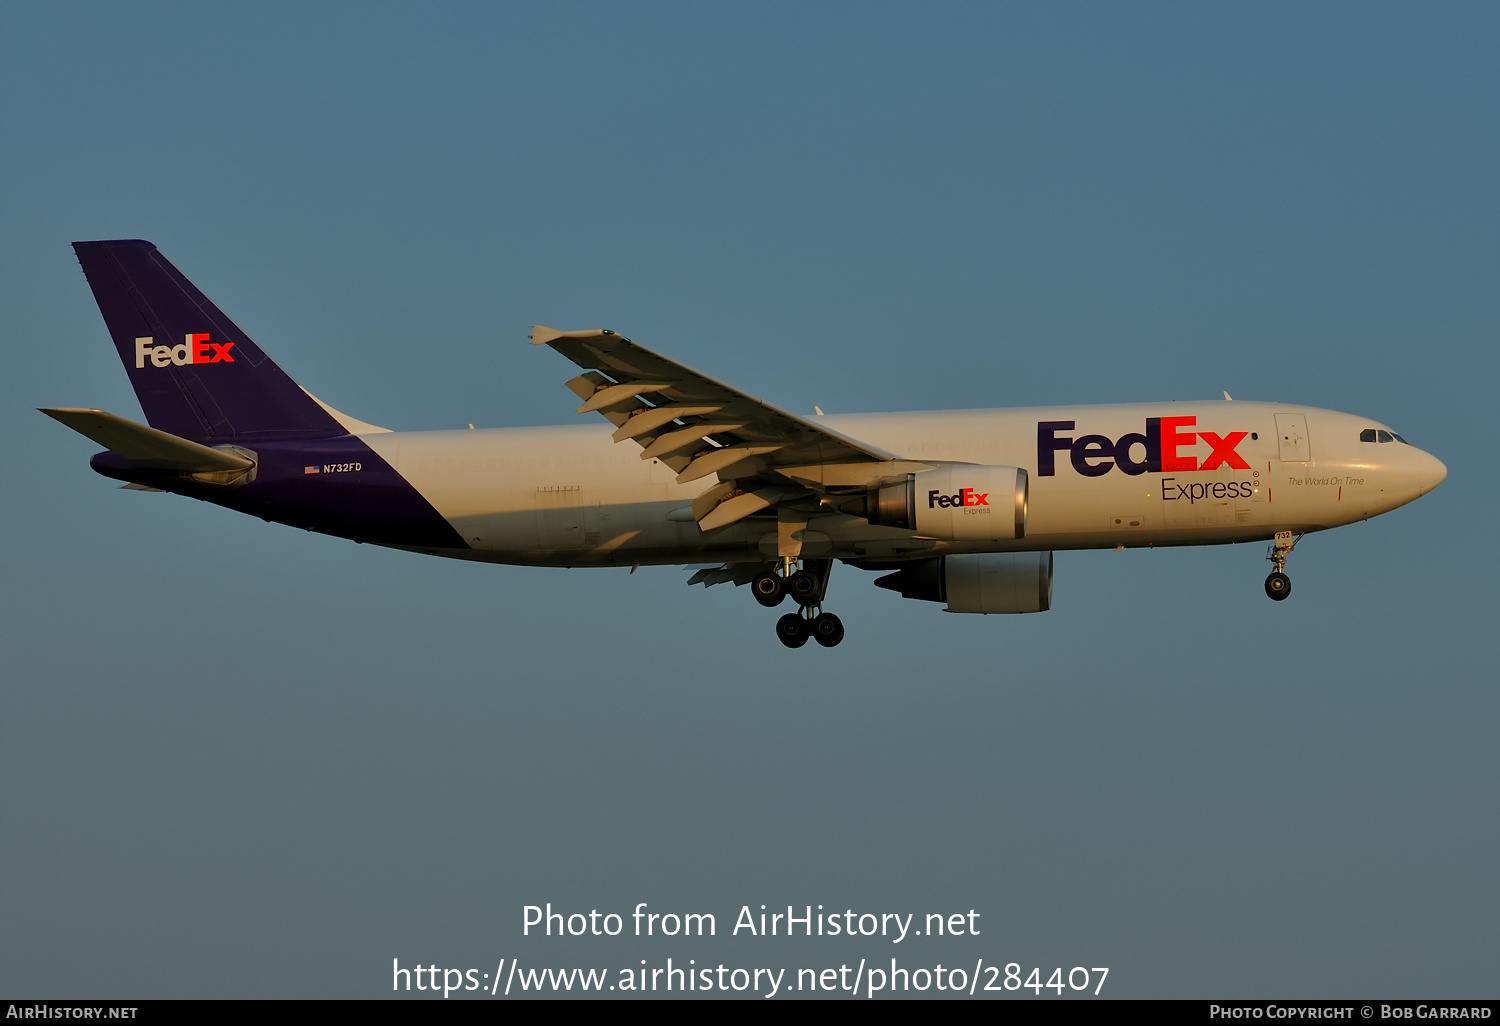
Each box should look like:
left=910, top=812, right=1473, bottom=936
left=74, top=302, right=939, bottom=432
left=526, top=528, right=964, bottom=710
left=73, top=240, right=346, bottom=442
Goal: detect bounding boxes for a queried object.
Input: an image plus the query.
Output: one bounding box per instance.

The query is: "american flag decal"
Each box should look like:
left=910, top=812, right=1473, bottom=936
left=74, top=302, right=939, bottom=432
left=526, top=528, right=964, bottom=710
left=304, top=466, right=320, bottom=475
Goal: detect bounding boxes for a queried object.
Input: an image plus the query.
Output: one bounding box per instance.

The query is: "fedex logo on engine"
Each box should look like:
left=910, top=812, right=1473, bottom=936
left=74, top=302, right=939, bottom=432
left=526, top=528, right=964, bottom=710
left=134, top=334, right=235, bottom=369
left=1037, top=417, right=1250, bottom=477
left=929, top=487, right=989, bottom=509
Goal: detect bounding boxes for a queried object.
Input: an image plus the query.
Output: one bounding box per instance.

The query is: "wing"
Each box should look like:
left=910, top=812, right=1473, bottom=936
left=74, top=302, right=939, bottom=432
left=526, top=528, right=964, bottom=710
left=532, top=327, right=928, bottom=533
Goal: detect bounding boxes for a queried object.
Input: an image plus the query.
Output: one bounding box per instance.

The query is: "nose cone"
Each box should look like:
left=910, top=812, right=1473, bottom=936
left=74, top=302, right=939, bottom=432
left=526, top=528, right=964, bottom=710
left=1418, top=450, right=1448, bottom=495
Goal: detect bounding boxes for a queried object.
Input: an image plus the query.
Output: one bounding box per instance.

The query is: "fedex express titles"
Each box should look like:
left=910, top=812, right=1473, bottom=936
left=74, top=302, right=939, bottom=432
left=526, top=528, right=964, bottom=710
left=1039, top=416, right=1257, bottom=503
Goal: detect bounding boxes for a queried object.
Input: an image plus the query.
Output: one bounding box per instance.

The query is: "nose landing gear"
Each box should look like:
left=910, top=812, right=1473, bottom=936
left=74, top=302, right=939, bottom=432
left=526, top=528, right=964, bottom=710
left=1264, top=531, right=1301, bottom=602
left=767, top=559, right=845, bottom=648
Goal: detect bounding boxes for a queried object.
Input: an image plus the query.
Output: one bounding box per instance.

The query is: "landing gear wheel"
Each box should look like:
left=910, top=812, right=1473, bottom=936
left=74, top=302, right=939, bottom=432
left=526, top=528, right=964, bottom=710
left=788, top=569, right=822, bottom=606
left=1264, top=532, right=1298, bottom=602
left=812, top=612, right=845, bottom=648
left=752, top=570, right=786, bottom=607
left=776, top=613, right=809, bottom=648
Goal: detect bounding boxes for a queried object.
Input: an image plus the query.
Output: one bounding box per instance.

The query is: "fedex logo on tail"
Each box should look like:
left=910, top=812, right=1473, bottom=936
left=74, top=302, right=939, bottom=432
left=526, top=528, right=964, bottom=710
left=134, top=334, right=235, bottom=369
left=1038, top=417, right=1250, bottom=478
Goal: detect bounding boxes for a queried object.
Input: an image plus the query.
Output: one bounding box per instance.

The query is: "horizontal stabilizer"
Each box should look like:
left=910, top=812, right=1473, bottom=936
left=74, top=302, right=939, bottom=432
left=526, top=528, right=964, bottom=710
left=40, top=408, right=254, bottom=471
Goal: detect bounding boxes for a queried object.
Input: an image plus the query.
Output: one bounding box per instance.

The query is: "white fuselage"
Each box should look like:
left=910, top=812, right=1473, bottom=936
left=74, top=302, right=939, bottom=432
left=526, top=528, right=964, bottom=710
left=359, top=400, right=1446, bottom=567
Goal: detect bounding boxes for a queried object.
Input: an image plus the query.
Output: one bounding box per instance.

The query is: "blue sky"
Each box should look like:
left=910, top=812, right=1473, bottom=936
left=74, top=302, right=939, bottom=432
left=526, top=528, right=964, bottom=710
left=2, top=2, right=1496, bottom=998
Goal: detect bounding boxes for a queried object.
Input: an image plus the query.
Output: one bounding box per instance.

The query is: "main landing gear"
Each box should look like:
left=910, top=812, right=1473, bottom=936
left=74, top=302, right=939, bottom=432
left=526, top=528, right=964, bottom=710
left=1264, top=530, right=1301, bottom=601
left=754, top=559, right=845, bottom=648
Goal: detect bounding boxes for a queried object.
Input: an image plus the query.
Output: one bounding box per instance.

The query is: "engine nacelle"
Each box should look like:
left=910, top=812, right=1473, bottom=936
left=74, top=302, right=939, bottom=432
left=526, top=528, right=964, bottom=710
left=862, top=465, right=1027, bottom=540
left=873, top=552, right=1053, bottom=614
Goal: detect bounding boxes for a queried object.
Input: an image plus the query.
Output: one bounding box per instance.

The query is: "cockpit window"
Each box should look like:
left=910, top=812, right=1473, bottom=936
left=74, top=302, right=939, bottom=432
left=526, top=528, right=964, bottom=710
left=1360, top=429, right=1377, bottom=442
left=1393, top=433, right=1409, bottom=444
left=1377, top=430, right=1394, bottom=442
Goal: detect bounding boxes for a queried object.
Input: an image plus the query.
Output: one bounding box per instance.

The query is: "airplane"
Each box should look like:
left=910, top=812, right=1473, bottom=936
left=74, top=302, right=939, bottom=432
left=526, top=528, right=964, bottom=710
left=44, top=239, right=1447, bottom=649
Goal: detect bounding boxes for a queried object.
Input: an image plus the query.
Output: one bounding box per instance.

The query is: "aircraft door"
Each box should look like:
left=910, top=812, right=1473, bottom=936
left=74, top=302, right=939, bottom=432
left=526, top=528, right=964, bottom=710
left=1275, top=413, right=1311, bottom=463
left=536, top=485, right=584, bottom=549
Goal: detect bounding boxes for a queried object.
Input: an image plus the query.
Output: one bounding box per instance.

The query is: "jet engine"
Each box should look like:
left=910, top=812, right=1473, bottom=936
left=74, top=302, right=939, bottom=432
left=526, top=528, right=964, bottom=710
left=846, top=465, right=1028, bottom=540
left=873, top=551, right=1053, bottom=614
